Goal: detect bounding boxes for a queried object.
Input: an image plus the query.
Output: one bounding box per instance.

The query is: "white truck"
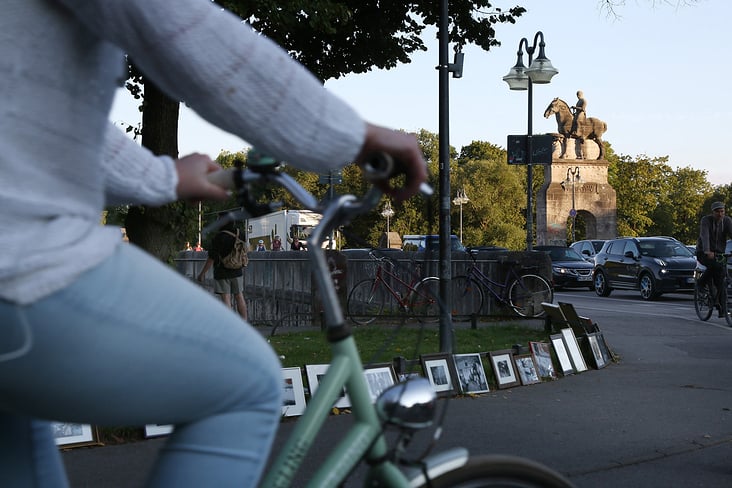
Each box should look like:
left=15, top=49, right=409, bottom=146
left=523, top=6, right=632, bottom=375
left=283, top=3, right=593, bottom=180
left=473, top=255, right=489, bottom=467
left=245, top=209, right=338, bottom=250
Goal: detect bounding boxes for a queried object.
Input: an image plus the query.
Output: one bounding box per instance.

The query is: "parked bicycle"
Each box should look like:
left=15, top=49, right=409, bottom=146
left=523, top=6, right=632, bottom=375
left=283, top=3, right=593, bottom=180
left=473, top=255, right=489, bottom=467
left=453, top=248, right=553, bottom=319
left=694, top=253, right=732, bottom=326
left=347, top=250, right=440, bottom=325
left=210, top=154, right=574, bottom=487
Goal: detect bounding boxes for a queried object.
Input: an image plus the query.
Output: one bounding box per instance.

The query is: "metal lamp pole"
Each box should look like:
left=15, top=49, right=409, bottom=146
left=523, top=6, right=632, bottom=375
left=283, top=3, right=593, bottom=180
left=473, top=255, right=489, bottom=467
left=452, top=189, right=469, bottom=243
left=503, top=32, right=558, bottom=251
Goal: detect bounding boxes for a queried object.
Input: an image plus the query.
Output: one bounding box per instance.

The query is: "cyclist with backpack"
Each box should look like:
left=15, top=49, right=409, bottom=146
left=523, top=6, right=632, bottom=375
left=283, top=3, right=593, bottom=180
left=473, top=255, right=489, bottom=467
left=197, top=219, right=249, bottom=320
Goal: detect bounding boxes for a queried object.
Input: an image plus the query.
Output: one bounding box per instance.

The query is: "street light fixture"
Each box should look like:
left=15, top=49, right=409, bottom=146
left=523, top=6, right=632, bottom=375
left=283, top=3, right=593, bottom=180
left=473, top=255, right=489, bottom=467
left=452, top=188, right=470, bottom=243
left=381, top=200, right=395, bottom=248
left=503, top=31, right=558, bottom=251
left=561, top=166, right=581, bottom=243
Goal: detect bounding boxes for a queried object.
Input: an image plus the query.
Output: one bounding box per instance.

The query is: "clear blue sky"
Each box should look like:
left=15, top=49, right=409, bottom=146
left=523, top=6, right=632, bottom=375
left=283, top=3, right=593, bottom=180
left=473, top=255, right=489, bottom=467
left=110, top=0, right=732, bottom=185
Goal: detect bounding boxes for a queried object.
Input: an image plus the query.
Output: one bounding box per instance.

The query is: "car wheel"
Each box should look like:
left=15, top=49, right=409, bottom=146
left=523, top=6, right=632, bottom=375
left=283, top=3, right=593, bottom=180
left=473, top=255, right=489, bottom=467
left=639, top=273, right=657, bottom=301
left=594, top=271, right=611, bottom=297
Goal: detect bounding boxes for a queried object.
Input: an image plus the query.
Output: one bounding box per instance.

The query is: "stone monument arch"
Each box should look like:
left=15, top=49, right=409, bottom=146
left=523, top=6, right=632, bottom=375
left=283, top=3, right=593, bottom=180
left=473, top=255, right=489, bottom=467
left=536, top=91, right=616, bottom=245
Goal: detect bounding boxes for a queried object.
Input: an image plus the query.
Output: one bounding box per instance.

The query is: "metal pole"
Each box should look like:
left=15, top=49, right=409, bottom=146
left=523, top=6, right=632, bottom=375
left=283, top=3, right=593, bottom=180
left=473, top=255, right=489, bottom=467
left=526, top=56, right=534, bottom=251
left=438, top=0, right=453, bottom=353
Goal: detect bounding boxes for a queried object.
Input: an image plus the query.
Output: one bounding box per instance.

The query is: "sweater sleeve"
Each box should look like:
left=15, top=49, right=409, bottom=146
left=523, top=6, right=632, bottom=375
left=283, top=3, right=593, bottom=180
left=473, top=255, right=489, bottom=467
left=54, top=0, right=366, bottom=172
left=102, top=123, right=179, bottom=207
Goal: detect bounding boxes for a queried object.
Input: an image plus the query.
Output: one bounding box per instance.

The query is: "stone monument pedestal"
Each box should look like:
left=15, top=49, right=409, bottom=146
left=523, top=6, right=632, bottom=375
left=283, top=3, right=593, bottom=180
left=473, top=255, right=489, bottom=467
left=536, top=141, right=617, bottom=246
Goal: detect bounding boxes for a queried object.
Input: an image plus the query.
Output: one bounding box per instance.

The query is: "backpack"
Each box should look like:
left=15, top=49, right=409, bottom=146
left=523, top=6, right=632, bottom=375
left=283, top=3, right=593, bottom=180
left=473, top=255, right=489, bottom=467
left=219, top=230, right=249, bottom=269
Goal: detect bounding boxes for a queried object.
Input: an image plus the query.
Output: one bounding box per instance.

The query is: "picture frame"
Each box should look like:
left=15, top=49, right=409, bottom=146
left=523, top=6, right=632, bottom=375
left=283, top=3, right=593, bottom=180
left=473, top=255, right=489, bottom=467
left=560, top=327, right=588, bottom=372
left=305, top=364, right=351, bottom=409
left=514, top=354, right=541, bottom=386
left=583, top=333, right=608, bottom=369
left=529, top=341, right=557, bottom=380
left=281, top=367, right=307, bottom=416
left=488, top=350, right=521, bottom=389
left=144, top=424, right=174, bottom=437
left=52, top=423, right=99, bottom=448
left=550, top=334, right=575, bottom=376
left=363, top=363, right=398, bottom=402
left=452, top=353, right=490, bottom=394
left=420, top=353, right=458, bottom=396
left=596, top=332, right=613, bottom=365
left=398, top=371, right=422, bottom=383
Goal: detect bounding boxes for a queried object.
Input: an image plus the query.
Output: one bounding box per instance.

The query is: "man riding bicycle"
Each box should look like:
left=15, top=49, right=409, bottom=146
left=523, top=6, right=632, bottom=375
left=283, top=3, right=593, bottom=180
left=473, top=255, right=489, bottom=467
left=696, top=201, right=732, bottom=317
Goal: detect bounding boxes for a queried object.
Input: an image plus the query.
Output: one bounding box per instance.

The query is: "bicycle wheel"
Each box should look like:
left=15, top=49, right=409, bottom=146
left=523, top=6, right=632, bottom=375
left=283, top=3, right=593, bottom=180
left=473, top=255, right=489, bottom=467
left=452, top=275, right=484, bottom=321
left=694, top=283, right=713, bottom=321
left=416, top=454, right=574, bottom=488
left=724, top=280, right=732, bottom=326
left=508, top=274, right=553, bottom=318
left=411, top=277, right=440, bottom=323
left=347, top=279, right=386, bottom=325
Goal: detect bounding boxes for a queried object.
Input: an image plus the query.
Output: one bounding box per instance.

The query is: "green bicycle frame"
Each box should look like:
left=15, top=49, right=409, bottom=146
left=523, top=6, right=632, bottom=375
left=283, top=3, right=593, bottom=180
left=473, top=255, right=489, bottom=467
left=261, top=194, right=410, bottom=488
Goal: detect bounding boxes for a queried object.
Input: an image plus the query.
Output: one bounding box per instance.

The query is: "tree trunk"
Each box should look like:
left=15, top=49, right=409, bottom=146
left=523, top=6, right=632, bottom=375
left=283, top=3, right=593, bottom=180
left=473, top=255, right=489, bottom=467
left=124, top=79, right=191, bottom=263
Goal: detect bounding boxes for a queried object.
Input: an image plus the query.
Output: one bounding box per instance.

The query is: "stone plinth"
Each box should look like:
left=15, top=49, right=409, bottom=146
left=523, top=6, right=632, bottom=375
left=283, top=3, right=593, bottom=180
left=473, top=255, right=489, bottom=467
left=536, top=159, right=617, bottom=246
left=551, top=138, right=601, bottom=161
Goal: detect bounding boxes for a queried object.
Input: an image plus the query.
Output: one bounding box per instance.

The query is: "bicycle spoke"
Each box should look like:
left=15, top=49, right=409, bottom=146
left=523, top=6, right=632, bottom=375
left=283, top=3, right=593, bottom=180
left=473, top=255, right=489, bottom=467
left=508, top=274, right=553, bottom=318
left=411, top=277, right=441, bottom=323
left=347, top=279, right=385, bottom=325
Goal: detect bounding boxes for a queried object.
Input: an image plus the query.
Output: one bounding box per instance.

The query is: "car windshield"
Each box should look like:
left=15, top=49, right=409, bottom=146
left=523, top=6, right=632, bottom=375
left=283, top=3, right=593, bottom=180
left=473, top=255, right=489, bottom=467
left=639, top=241, right=693, bottom=258
left=543, top=248, right=585, bottom=262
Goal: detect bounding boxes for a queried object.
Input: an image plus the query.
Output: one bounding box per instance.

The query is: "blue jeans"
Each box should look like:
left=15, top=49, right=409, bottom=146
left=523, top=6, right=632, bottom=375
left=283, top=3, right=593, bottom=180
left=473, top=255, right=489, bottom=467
left=0, top=244, right=282, bottom=487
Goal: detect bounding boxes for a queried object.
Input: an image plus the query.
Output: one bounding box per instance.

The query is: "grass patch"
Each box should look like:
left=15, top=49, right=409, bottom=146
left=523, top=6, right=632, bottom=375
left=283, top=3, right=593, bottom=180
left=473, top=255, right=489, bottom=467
left=267, top=323, right=550, bottom=367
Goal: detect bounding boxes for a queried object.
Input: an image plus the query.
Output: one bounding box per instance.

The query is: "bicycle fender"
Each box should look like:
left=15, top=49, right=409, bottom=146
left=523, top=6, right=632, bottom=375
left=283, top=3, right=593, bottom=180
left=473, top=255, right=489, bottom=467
left=402, top=447, right=470, bottom=487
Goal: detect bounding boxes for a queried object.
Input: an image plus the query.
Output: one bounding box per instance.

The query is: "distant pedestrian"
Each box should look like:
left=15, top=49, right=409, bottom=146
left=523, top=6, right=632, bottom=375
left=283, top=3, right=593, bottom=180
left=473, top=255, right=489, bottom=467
left=256, top=239, right=267, bottom=251
left=271, top=235, right=282, bottom=251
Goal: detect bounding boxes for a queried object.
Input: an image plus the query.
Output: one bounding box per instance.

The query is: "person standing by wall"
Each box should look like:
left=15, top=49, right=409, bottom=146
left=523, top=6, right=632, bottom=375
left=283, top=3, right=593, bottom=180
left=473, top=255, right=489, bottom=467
left=271, top=235, right=283, bottom=251
left=198, top=220, right=248, bottom=320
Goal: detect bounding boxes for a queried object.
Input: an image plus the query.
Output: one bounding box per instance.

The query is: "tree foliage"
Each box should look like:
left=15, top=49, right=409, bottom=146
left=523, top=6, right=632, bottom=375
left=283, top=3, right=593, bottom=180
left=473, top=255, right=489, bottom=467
left=217, top=1, right=526, bottom=80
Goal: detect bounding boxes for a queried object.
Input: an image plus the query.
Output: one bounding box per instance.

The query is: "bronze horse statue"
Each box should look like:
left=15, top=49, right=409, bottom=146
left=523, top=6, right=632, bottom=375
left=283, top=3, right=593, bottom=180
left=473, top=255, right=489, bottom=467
left=543, top=97, right=607, bottom=160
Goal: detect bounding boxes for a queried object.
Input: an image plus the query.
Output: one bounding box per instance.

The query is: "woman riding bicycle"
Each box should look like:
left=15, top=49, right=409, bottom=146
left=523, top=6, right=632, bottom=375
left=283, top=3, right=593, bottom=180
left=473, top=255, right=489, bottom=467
left=0, top=1, right=426, bottom=487
left=696, top=201, right=732, bottom=317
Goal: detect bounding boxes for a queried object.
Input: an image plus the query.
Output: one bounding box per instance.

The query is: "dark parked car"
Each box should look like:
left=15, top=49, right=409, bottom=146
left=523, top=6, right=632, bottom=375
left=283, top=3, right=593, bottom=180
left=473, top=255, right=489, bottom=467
left=570, top=239, right=606, bottom=263
left=593, top=237, right=697, bottom=300
left=533, top=245, right=595, bottom=290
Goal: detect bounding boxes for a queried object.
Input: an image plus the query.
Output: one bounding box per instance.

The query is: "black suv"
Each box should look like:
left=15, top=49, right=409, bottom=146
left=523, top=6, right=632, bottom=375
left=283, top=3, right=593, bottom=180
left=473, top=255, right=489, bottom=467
left=593, top=237, right=697, bottom=300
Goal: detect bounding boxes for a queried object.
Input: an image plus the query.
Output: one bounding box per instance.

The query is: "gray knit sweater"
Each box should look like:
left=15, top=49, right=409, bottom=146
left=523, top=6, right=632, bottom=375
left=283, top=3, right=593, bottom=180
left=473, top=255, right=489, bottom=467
left=0, top=0, right=365, bottom=304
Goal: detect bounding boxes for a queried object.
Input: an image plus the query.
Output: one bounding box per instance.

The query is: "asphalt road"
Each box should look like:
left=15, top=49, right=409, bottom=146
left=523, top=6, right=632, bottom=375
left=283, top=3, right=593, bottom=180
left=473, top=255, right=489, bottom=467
left=62, top=288, right=732, bottom=487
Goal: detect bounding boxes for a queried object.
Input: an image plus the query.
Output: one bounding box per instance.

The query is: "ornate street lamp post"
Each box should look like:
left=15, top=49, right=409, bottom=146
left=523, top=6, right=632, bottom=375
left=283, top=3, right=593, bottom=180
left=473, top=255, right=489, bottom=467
left=381, top=200, right=395, bottom=248
left=452, top=189, right=470, bottom=243
left=503, top=31, right=558, bottom=251
left=561, top=166, right=581, bottom=243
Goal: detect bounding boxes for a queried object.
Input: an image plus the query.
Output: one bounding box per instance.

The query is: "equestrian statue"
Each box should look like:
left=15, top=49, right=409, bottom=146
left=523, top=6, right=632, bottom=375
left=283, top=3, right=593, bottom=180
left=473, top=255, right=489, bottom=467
left=543, top=93, right=607, bottom=160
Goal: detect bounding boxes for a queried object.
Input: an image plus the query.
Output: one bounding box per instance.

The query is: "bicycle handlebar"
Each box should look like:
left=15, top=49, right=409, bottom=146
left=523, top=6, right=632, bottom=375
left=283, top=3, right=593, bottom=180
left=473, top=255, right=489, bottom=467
left=205, top=151, right=432, bottom=330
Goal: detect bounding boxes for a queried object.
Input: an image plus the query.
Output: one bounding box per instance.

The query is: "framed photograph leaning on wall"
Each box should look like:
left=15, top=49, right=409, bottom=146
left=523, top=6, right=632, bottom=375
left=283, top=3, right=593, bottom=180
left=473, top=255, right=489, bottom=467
left=53, top=422, right=99, bottom=448
left=514, top=354, right=541, bottom=386
left=488, top=350, right=520, bottom=389
left=281, top=367, right=307, bottom=416
left=452, top=353, right=490, bottom=394
left=420, top=353, right=458, bottom=397
left=363, top=363, right=397, bottom=403
left=529, top=341, right=557, bottom=380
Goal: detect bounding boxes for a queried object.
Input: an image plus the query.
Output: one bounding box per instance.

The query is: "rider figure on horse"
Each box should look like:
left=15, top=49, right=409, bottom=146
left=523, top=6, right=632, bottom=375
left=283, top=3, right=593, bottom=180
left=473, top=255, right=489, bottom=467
left=570, top=90, right=587, bottom=138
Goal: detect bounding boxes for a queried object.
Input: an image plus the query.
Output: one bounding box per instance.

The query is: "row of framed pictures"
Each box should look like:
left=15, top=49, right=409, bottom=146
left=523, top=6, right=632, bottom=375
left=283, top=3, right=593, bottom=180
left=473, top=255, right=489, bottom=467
left=54, top=329, right=613, bottom=447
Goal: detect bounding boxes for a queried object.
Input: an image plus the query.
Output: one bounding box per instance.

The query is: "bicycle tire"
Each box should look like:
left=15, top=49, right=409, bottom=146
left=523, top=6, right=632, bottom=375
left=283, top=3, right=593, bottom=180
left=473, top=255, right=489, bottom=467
left=694, top=283, right=713, bottom=321
left=347, top=279, right=385, bottom=325
left=724, top=280, right=732, bottom=326
left=411, top=277, right=441, bottom=323
left=415, top=454, right=575, bottom=488
left=452, top=275, right=484, bottom=321
left=508, top=274, right=553, bottom=318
